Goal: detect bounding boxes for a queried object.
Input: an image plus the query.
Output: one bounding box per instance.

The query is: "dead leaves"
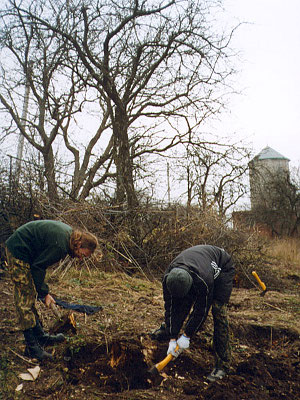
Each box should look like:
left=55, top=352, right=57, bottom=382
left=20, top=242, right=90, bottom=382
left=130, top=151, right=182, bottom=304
left=16, top=365, right=41, bottom=392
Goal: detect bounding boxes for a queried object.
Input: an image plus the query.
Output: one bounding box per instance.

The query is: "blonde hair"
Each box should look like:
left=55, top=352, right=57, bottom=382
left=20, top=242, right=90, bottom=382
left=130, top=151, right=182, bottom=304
left=69, top=229, right=98, bottom=253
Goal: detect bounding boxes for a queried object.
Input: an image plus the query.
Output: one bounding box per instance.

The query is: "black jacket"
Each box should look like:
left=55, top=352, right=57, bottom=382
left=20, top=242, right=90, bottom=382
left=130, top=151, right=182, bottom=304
left=163, top=245, right=235, bottom=338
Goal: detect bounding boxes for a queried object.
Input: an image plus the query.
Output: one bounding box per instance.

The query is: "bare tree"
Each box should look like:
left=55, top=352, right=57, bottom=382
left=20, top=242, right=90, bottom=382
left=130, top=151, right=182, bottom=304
left=177, top=138, right=250, bottom=216
left=0, top=3, right=114, bottom=201
left=251, top=167, right=300, bottom=236
left=8, top=0, right=238, bottom=209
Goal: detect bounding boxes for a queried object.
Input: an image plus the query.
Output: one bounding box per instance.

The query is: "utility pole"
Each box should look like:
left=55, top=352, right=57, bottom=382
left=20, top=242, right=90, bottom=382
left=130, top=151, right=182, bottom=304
left=16, top=61, right=32, bottom=182
left=167, top=162, right=171, bottom=206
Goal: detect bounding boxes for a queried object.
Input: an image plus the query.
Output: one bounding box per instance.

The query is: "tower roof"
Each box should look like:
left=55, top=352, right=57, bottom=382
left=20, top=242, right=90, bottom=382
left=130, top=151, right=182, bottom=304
left=252, top=146, right=290, bottom=161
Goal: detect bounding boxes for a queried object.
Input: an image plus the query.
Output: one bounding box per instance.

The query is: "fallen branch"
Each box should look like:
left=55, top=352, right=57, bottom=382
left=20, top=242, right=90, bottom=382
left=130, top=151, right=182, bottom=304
left=8, top=347, right=38, bottom=365
left=263, top=302, right=285, bottom=312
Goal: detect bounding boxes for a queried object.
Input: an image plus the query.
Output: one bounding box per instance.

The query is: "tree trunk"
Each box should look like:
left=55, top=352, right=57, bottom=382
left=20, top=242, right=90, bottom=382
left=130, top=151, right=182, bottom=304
left=113, top=107, right=138, bottom=209
left=43, top=150, right=59, bottom=203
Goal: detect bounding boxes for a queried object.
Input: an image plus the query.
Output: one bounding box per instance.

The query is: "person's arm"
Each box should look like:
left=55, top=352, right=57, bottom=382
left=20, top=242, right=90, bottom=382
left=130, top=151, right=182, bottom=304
left=31, top=267, right=49, bottom=298
left=184, top=280, right=212, bottom=337
left=184, top=299, right=208, bottom=337
left=163, top=280, right=182, bottom=338
left=31, top=246, right=65, bottom=298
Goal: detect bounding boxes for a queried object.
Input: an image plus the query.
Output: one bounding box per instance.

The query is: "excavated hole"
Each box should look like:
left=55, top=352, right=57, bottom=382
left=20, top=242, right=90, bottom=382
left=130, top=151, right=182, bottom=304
left=63, top=339, right=151, bottom=393
left=60, top=326, right=299, bottom=397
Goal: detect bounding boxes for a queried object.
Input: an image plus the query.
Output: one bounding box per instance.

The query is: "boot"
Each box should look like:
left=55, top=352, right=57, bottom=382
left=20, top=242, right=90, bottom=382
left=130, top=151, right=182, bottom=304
left=32, top=319, right=65, bottom=346
left=23, top=328, right=53, bottom=361
left=150, top=322, right=170, bottom=342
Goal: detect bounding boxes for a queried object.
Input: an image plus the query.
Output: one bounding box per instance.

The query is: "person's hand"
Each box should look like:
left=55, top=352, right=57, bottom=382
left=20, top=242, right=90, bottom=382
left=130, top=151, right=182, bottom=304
left=45, top=294, right=55, bottom=308
left=177, top=334, right=190, bottom=350
left=167, top=339, right=178, bottom=356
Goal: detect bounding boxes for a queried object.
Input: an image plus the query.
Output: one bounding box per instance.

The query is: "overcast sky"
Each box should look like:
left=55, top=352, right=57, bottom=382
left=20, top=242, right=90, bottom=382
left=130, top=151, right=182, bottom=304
left=219, top=0, right=300, bottom=166
left=1, top=1, right=299, bottom=170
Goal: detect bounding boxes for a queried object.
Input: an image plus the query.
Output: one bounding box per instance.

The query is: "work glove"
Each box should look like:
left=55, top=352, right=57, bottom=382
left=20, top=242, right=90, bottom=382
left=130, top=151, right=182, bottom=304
left=167, top=339, right=178, bottom=357
left=177, top=334, right=190, bottom=350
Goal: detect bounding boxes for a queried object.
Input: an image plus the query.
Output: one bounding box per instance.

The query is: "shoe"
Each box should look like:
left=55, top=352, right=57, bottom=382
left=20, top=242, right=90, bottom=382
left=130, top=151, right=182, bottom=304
left=150, top=323, right=169, bottom=342
left=23, top=328, right=54, bottom=361
left=206, top=368, right=226, bottom=382
left=33, top=320, right=65, bottom=346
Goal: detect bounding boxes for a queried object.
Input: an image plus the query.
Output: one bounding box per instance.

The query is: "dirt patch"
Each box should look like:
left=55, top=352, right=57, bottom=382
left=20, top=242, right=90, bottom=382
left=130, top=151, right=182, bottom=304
left=0, top=267, right=299, bottom=400
left=62, top=339, right=151, bottom=392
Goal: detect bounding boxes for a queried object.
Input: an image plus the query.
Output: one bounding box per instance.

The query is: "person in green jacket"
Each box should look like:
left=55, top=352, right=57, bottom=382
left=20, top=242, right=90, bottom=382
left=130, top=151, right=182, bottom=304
left=5, top=220, right=98, bottom=361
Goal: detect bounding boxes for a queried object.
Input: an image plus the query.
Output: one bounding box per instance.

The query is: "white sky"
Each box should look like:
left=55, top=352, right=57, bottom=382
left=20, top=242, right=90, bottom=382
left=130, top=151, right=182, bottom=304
left=219, top=0, right=300, bottom=166
left=1, top=0, right=299, bottom=206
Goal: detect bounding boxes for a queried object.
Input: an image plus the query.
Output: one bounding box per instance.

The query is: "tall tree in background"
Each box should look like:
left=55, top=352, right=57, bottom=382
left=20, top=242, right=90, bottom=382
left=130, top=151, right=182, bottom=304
left=0, top=4, right=115, bottom=202
left=4, top=0, right=237, bottom=209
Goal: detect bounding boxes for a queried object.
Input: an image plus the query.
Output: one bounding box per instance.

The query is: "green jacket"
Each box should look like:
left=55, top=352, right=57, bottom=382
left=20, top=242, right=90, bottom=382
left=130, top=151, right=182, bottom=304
left=6, top=220, right=72, bottom=297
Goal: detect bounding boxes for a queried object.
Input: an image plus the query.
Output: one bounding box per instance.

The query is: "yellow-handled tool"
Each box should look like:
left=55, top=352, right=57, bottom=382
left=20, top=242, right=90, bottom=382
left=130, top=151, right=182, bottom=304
left=252, top=271, right=267, bottom=296
left=148, top=345, right=179, bottom=383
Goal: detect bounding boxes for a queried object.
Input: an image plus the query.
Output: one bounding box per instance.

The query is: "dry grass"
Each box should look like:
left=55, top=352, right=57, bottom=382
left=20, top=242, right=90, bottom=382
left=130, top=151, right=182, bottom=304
left=230, top=288, right=300, bottom=335
left=263, top=237, right=300, bottom=282
left=265, top=237, right=300, bottom=264
left=1, top=254, right=300, bottom=399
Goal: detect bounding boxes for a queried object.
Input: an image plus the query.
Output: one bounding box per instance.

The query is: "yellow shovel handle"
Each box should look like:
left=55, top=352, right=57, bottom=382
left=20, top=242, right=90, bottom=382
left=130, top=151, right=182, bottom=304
left=155, top=345, right=179, bottom=372
left=252, top=271, right=266, bottom=291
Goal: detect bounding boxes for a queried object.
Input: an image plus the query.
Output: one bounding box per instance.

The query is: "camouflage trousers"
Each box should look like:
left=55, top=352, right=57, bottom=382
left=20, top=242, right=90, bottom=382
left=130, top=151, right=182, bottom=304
left=5, top=249, right=38, bottom=330
left=211, top=299, right=231, bottom=372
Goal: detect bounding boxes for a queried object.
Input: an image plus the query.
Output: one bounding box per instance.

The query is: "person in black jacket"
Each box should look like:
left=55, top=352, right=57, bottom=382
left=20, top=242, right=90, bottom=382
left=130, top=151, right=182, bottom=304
left=152, top=245, right=235, bottom=382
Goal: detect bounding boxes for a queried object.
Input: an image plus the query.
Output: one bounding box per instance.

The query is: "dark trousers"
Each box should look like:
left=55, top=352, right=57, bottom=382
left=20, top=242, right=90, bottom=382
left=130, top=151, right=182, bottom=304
left=212, top=299, right=231, bottom=371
